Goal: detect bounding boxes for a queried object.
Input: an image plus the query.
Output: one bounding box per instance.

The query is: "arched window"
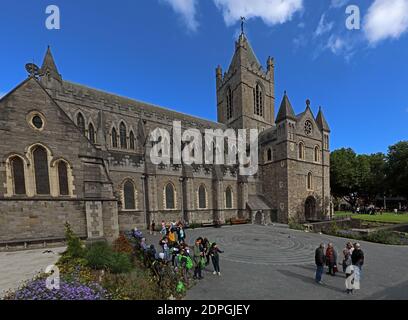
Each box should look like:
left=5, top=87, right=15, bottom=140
left=307, top=172, right=313, bottom=190
left=10, top=157, right=26, bottom=195
left=111, top=128, right=118, bottom=148
left=89, top=123, right=96, bottom=144
left=225, top=187, right=233, bottom=209
left=324, top=135, right=329, bottom=150
left=253, top=84, right=264, bottom=117
left=226, top=87, right=233, bottom=120
left=267, top=148, right=272, bottom=162
left=298, top=142, right=305, bottom=160
left=165, top=183, right=175, bottom=209
left=120, top=122, right=127, bottom=149
left=123, top=180, right=136, bottom=210
left=129, top=131, right=135, bottom=150
left=314, top=146, right=320, bottom=163
left=198, top=185, right=207, bottom=209
left=58, top=161, right=69, bottom=196
left=33, top=146, right=50, bottom=195
left=77, top=113, right=85, bottom=134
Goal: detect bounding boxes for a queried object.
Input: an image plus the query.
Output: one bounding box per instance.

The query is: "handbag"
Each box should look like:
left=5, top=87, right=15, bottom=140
left=333, top=264, right=338, bottom=273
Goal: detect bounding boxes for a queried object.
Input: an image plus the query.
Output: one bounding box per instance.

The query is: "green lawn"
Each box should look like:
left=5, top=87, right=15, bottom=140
left=334, top=211, right=408, bottom=224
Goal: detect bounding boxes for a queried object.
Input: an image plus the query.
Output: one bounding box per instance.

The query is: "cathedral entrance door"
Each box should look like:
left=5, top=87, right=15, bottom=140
left=305, top=196, right=316, bottom=221
left=254, top=211, right=263, bottom=225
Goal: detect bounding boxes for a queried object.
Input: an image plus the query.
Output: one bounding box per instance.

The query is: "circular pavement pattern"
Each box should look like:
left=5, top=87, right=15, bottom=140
left=190, top=225, right=316, bottom=266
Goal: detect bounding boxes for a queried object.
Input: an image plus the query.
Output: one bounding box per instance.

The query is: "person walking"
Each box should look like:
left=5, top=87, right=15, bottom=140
left=315, top=243, right=326, bottom=284
left=342, top=248, right=352, bottom=274
left=193, top=238, right=204, bottom=280
left=325, top=243, right=338, bottom=276
left=351, top=243, right=364, bottom=290
left=178, top=225, right=186, bottom=243
left=150, top=220, right=156, bottom=235
left=209, top=243, right=224, bottom=276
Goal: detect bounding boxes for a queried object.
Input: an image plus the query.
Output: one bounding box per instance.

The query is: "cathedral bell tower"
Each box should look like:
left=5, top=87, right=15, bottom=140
left=216, top=31, right=275, bottom=131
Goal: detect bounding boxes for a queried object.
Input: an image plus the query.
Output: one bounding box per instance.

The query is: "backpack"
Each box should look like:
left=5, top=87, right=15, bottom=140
left=186, top=256, right=193, bottom=270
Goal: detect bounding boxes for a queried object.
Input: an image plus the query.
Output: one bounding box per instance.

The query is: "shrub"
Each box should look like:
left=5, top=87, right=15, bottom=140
left=288, top=218, right=305, bottom=231
left=113, top=234, right=134, bottom=254
left=365, top=230, right=402, bottom=245
left=63, top=222, right=85, bottom=260
left=102, top=268, right=159, bottom=300
left=85, top=241, right=132, bottom=274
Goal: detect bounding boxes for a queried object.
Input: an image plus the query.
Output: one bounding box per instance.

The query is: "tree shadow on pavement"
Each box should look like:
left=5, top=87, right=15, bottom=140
left=364, top=280, right=408, bottom=300
left=277, top=269, right=346, bottom=295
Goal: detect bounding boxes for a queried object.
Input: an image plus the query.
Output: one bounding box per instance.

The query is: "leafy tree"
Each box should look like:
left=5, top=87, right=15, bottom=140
left=386, top=141, right=408, bottom=199
left=330, top=148, right=359, bottom=208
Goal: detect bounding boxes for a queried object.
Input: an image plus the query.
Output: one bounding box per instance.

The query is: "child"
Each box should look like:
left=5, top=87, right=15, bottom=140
left=150, top=220, right=156, bottom=235
left=209, top=242, right=224, bottom=276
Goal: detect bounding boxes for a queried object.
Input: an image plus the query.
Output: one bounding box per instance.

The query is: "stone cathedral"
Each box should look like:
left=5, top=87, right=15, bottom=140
left=0, top=33, right=330, bottom=245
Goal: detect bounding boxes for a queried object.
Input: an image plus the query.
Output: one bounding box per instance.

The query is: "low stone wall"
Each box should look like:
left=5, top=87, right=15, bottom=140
left=0, top=200, right=87, bottom=242
left=305, top=218, right=362, bottom=233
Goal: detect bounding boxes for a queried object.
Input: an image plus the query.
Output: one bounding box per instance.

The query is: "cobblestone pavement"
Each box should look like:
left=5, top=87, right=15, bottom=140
left=0, top=247, right=65, bottom=298
left=147, top=224, right=408, bottom=300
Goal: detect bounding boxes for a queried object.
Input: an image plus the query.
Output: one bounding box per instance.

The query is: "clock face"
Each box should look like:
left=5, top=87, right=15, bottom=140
left=304, top=120, right=313, bottom=136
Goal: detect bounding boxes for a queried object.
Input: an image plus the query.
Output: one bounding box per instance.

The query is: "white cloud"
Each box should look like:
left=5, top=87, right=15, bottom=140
left=161, top=0, right=199, bottom=31
left=330, top=0, right=349, bottom=8
left=212, top=0, right=303, bottom=26
left=364, top=0, right=408, bottom=45
left=314, top=13, right=334, bottom=37
left=326, top=35, right=346, bottom=54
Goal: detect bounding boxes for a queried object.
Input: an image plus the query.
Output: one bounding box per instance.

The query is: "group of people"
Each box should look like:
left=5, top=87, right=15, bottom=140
left=315, top=241, right=365, bottom=294
left=133, top=221, right=224, bottom=284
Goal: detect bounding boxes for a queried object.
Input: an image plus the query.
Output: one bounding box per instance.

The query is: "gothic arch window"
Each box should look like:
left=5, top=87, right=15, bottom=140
left=123, top=180, right=136, bottom=210
left=198, top=185, right=207, bottom=209
left=10, top=156, right=26, bottom=195
left=226, top=87, right=233, bottom=120
left=111, top=127, right=118, bottom=148
left=129, top=131, right=135, bottom=150
left=165, top=183, right=176, bottom=210
left=298, top=142, right=305, bottom=160
left=76, top=113, right=86, bottom=134
left=307, top=172, right=313, bottom=190
left=88, top=123, right=96, bottom=144
left=253, top=83, right=264, bottom=117
left=58, top=161, right=69, bottom=196
left=225, top=186, right=233, bottom=209
left=120, top=122, right=127, bottom=149
left=33, top=146, right=50, bottom=195
left=314, top=146, right=320, bottom=163
left=324, top=135, right=329, bottom=150
left=266, top=148, right=273, bottom=162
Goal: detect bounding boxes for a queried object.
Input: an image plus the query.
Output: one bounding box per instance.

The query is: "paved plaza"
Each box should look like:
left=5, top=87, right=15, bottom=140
left=178, top=224, right=408, bottom=300
left=1, top=224, right=408, bottom=300
left=0, top=247, right=65, bottom=298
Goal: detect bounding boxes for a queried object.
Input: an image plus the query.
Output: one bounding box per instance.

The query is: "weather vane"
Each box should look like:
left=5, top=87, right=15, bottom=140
left=240, top=16, right=246, bottom=35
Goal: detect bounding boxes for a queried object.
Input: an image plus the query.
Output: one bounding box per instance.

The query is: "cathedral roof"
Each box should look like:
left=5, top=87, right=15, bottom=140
left=41, top=46, right=62, bottom=82
left=316, top=107, right=330, bottom=132
left=276, top=92, right=296, bottom=122
left=58, top=80, right=226, bottom=130
left=228, top=33, right=262, bottom=73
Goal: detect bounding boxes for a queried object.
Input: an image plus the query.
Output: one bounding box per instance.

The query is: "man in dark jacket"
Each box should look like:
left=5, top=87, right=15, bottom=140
left=315, top=243, right=326, bottom=284
left=351, top=243, right=364, bottom=269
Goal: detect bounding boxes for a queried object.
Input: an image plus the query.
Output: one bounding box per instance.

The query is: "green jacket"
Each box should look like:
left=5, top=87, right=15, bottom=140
left=193, top=244, right=201, bottom=266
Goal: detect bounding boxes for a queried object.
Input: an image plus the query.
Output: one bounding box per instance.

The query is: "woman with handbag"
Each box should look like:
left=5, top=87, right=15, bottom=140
left=325, top=243, right=338, bottom=276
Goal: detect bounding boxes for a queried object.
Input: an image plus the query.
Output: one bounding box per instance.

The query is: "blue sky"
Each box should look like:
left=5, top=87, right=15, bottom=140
left=0, top=0, right=407, bottom=154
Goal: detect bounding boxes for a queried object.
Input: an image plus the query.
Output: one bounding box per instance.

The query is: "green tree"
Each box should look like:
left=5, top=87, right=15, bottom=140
left=386, top=141, right=408, bottom=199
left=330, top=148, right=359, bottom=209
